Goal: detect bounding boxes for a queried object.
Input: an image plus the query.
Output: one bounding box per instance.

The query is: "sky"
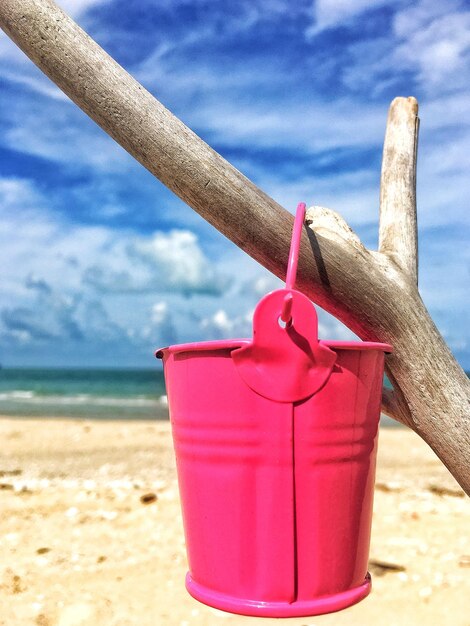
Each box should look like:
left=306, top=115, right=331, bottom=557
left=0, top=0, right=469, bottom=368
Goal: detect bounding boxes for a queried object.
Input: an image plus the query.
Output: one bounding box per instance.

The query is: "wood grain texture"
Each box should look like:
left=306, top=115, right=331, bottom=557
left=379, top=97, right=419, bottom=284
left=0, top=0, right=469, bottom=493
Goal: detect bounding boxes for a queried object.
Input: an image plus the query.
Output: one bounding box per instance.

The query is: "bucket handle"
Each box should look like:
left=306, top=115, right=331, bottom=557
left=280, top=202, right=306, bottom=323
left=231, top=201, right=336, bottom=403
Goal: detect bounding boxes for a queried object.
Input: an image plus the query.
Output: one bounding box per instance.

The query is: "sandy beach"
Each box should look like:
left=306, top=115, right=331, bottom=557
left=0, top=418, right=469, bottom=626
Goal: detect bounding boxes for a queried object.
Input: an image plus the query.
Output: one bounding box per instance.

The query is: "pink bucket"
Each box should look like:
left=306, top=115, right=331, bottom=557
left=156, top=204, right=391, bottom=617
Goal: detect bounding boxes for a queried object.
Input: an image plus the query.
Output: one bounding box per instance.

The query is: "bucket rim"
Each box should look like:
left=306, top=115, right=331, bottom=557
left=156, top=338, right=392, bottom=359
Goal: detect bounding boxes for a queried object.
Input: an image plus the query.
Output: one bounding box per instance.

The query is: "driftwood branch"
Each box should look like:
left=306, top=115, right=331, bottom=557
left=1, top=0, right=469, bottom=494
left=379, top=98, right=419, bottom=284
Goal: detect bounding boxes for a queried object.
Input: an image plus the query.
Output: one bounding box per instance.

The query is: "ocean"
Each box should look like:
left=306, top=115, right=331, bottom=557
left=0, top=367, right=403, bottom=426
left=0, top=367, right=168, bottom=420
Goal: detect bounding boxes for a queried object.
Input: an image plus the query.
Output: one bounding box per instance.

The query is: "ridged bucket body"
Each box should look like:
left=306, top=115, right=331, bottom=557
left=158, top=338, right=388, bottom=617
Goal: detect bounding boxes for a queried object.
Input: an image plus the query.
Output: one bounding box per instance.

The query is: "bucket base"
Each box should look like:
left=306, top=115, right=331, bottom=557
left=185, top=572, right=372, bottom=618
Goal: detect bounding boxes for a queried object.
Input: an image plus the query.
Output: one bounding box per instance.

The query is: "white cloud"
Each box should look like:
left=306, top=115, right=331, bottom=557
left=55, top=0, right=112, bottom=19
left=201, top=309, right=234, bottom=333
left=340, top=2, right=470, bottom=97
left=0, top=177, right=40, bottom=207
left=151, top=301, right=169, bottom=325
left=197, top=300, right=360, bottom=343
left=0, top=65, right=68, bottom=100
left=200, top=308, right=253, bottom=340
left=240, top=273, right=284, bottom=298
left=2, top=278, right=83, bottom=344
left=179, top=94, right=389, bottom=159
left=0, top=0, right=113, bottom=101
left=0, top=35, right=129, bottom=172
left=308, top=0, right=394, bottom=36
left=0, top=177, right=240, bottom=360
left=0, top=174, right=466, bottom=363
left=0, top=275, right=131, bottom=348
left=2, top=98, right=128, bottom=172
left=0, top=180, right=120, bottom=348
left=0, top=178, right=111, bottom=301
left=84, top=230, right=230, bottom=296
left=0, top=0, right=468, bottom=366
left=393, top=9, right=470, bottom=93
left=145, top=299, right=178, bottom=346
left=317, top=308, right=358, bottom=341
left=132, top=230, right=227, bottom=294
left=393, top=0, right=462, bottom=38
left=0, top=32, right=31, bottom=64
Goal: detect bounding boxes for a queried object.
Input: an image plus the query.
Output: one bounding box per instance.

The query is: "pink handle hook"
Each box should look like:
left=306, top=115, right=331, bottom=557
left=285, top=202, right=306, bottom=290
left=280, top=202, right=306, bottom=323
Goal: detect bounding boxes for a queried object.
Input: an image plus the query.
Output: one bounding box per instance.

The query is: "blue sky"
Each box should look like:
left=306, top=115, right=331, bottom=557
left=0, top=0, right=469, bottom=368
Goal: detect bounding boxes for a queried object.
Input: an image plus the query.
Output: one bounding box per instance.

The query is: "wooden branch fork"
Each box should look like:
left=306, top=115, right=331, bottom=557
left=1, top=0, right=469, bottom=493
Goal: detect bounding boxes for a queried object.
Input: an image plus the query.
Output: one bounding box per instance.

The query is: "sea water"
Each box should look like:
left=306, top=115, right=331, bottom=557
left=0, top=368, right=168, bottom=420
left=0, top=367, right=404, bottom=426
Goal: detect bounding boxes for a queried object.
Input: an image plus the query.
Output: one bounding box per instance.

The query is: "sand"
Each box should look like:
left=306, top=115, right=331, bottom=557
left=0, top=417, right=469, bottom=626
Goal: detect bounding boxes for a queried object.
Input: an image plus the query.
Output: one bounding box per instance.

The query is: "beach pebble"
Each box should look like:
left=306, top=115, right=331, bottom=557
left=110, top=479, right=134, bottom=490
left=99, top=464, right=112, bottom=475
left=35, top=613, right=50, bottom=626
left=63, top=480, right=79, bottom=489
left=419, top=586, right=433, bottom=599
left=428, top=484, right=465, bottom=498
left=140, top=492, right=158, bottom=505
left=0, top=468, right=22, bottom=477
left=458, top=555, right=470, bottom=567
left=160, top=489, right=177, bottom=501
left=369, top=559, right=406, bottom=576
left=99, top=510, right=117, bottom=520
left=57, top=603, right=94, bottom=626
left=75, top=490, right=88, bottom=502
left=3, top=569, right=25, bottom=594
left=375, top=481, right=403, bottom=492
left=65, top=507, right=79, bottom=518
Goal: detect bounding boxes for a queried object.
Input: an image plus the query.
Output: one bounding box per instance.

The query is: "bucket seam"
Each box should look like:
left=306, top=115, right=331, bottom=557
left=292, top=401, right=298, bottom=603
